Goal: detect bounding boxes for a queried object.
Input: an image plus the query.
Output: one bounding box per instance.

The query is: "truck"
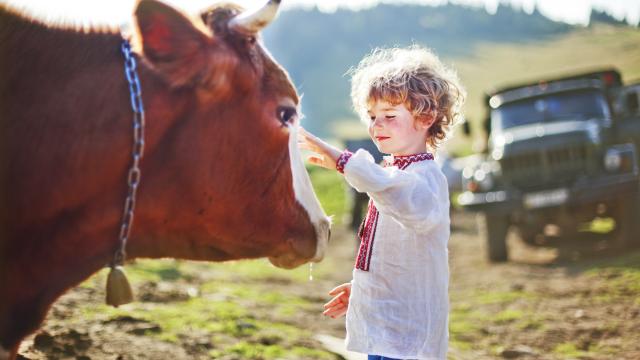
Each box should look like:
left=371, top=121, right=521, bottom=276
left=458, top=69, right=640, bottom=262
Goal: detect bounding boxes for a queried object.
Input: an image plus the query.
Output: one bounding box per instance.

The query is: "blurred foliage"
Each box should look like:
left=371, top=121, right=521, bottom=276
left=589, top=9, right=634, bottom=27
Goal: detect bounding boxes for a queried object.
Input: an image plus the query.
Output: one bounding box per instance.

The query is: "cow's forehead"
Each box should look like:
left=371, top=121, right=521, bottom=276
left=200, top=3, right=299, bottom=103
left=200, top=3, right=244, bottom=35
left=260, top=47, right=299, bottom=104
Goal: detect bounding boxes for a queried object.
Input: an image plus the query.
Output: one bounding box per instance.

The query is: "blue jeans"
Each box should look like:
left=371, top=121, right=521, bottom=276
left=368, top=356, right=402, bottom=360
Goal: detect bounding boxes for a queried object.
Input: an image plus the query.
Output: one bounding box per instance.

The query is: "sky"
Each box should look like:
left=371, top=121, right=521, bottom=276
left=3, top=0, right=639, bottom=27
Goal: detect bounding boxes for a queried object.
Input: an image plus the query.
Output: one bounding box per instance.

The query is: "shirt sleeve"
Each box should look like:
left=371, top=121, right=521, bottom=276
left=340, top=149, right=448, bottom=234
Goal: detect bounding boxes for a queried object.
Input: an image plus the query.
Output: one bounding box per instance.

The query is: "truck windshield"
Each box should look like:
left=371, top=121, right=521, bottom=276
left=492, top=89, right=609, bottom=130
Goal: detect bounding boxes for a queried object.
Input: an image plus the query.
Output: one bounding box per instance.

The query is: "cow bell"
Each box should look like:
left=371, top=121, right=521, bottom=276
left=106, top=266, right=134, bottom=307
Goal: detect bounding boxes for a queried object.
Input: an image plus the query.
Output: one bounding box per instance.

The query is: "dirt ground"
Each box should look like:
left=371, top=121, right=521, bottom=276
left=17, top=211, right=640, bottom=359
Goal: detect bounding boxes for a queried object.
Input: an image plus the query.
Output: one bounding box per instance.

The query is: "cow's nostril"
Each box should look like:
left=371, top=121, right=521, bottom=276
left=328, top=228, right=332, bottom=242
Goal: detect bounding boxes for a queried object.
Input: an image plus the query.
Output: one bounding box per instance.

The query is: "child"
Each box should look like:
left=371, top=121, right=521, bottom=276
left=299, top=45, right=465, bottom=360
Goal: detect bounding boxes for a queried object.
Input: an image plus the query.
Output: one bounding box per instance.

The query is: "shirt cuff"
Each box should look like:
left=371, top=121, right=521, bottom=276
left=336, top=150, right=353, bottom=174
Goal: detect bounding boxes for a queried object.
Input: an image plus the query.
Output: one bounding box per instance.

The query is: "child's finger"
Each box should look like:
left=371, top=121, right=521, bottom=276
left=297, top=142, right=316, bottom=151
left=323, top=300, right=344, bottom=311
left=323, top=293, right=344, bottom=308
left=307, top=156, right=325, bottom=166
left=323, top=307, right=345, bottom=317
left=334, top=306, right=348, bottom=317
left=324, top=305, right=347, bottom=318
left=328, top=284, right=350, bottom=295
left=333, top=308, right=348, bottom=318
left=323, top=299, right=341, bottom=310
left=323, top=303, right=345, bottom=316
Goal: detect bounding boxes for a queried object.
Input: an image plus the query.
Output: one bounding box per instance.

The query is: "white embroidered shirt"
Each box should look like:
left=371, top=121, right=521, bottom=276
left=338, top=149, right=450, bottom=360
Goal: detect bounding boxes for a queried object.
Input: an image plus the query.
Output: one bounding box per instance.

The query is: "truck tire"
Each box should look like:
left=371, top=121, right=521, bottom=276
left=482, top=213, right=510, bottom=262
left=517, top=225, right=543, bottom=246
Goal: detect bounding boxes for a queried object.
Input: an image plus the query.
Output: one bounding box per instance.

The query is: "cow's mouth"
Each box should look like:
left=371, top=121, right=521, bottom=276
left=268, top=236, right=316, bottom=269
left=268, top=253, right=310, bottom=269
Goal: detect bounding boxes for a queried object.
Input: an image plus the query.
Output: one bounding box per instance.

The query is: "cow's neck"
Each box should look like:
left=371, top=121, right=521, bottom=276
left=1, top=11, right=189, bottom=350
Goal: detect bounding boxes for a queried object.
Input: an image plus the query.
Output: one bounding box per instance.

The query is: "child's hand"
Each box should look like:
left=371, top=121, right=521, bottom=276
left=298, top=127, right=342, bottom=170
left=323, top=282, right=351, bottom=318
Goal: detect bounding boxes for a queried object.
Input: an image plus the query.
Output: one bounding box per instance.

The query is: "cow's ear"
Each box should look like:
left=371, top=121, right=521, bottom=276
left=134, top=0, right=212, bottom=87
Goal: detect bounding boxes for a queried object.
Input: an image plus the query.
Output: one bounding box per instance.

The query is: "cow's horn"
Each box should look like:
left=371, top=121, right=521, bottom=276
left=229, top=0, right=281, bottom=34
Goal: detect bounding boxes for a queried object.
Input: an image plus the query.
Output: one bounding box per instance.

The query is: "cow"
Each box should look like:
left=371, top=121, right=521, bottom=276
left=0, top=0, right=331, bottom=358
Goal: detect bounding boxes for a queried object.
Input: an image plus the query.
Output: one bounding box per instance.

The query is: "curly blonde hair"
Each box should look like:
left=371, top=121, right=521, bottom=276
left=349, top=45, right=466, bottom=150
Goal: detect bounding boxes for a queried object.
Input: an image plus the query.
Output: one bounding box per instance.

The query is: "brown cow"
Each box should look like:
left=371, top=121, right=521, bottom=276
left=0, top=0, right=331, bottom=358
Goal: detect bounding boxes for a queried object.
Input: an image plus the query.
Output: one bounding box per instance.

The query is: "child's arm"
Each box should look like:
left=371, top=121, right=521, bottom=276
left=300, top=129, right=447, bottom=234
left=338, top=149, right=448, bottom=233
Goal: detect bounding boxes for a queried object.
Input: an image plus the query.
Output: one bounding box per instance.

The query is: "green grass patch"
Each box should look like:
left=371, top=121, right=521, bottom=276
left=204, top=258, right=336, bottom=284
left=73, top=259, right=336, bottom=359
left=210, top=342, right=285, bottom=359
left=308, top=166, right=347, bottom=225
left=208, top=342, right=335, bottom=360
left=474, top=290, right=532, bottom=305
left=585, top=251, right=640, bottom=300
left=450, top=291, right=544, bottom=352
left=494, top=309, right=524, bottom=324
left=553, top=342, right=589, bottom=358
left=449, top=305, right=485, bottom=349
left=290, top=346, right=336, bottom=360
left=125, top=260, right=185, bottom=283
left=516, top=317, right=545, bottom=331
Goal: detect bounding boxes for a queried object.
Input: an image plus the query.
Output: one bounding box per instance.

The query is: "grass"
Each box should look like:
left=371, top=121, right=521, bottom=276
left=76, top=257, right=337, bottom=358
left=210, top=342, right=336, bottom=360
left=447, top=249, right=640, bottom=358
left=553, top=342, right=590, bottom=358
left=583, top=252, right=640, bottom=305
left=474, top=290, right=533, bottom=305
left=494, top=309, right=524, bottom=324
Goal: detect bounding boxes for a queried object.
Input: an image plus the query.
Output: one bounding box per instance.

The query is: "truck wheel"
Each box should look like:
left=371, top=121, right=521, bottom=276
left=482, top=213, right=510, bottom=262
left=517, top=225, right=543, bottom=246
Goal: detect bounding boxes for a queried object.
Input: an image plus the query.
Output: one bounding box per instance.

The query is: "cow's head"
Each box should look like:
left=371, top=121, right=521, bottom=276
left=130, top=0, right=329, bottom=269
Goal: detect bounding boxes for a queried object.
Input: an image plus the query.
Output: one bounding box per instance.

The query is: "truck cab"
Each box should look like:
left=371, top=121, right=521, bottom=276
left=459, top=69, right=640, bottom=261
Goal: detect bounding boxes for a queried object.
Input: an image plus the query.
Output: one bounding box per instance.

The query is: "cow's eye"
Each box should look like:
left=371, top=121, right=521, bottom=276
left=246, top=36, right=257, bottom=46
left=276, top=106, right=297, bottom=126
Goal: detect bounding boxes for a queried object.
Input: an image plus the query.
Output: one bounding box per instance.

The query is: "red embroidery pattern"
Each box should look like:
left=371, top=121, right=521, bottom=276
left=336, top=151, right=354, bottom=174
left=355, top=200, right=379, bottom=271
left=387, top=152, right=434, bottom=168
left=354, top=152, right=434, bottom=271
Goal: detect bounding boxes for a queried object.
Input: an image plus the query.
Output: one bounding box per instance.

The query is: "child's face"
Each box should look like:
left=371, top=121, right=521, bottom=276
left=367, top=100, right=431, bottom=156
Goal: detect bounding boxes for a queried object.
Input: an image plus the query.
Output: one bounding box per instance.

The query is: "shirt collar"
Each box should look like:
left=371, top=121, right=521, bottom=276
left=384, top=152, right=434, bottom=168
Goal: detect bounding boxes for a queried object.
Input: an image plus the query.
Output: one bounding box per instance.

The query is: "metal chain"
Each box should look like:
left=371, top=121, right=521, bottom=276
left=112, top=40, right=146, bottom=267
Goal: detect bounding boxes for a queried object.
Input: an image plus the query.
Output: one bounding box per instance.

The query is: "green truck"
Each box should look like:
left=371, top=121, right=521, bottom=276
left=459, top=69, right=640, bottom=262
